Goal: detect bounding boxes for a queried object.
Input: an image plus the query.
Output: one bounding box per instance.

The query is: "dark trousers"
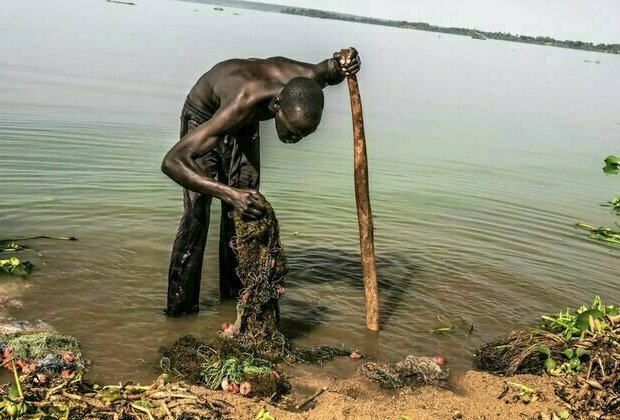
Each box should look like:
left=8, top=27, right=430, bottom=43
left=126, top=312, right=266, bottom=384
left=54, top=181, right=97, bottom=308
left=166, top=99, right=260, bottom=316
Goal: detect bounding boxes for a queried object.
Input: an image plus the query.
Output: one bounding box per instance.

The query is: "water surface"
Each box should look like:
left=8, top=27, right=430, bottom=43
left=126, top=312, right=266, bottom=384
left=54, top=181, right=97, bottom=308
left=1, top=0, right=619, bottom=382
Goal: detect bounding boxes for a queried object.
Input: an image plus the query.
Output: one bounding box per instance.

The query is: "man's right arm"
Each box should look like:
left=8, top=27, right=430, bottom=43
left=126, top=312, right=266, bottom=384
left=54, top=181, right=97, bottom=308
left=161, top=102, right=266, bottom=219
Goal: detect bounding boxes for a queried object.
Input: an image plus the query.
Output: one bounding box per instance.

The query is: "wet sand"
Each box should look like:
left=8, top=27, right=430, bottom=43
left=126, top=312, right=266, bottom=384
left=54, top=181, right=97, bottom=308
left=186, top=368, right=563, bottom=419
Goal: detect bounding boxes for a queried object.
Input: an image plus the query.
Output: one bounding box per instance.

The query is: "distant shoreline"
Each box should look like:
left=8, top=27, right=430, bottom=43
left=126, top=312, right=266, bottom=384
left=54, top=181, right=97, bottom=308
left=182, top=0, right=620, bottom=55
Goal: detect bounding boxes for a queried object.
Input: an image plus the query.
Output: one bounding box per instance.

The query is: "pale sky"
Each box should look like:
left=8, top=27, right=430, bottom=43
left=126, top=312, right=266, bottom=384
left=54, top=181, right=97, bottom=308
left=252, top=0, right=620, bottom=44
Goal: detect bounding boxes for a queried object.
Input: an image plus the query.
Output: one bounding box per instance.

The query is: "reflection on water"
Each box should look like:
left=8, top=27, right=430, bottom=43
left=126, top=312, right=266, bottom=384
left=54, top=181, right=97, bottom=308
left=286, top=246, right=420, bottom=325
left=1, top=0, right=619, bottom=382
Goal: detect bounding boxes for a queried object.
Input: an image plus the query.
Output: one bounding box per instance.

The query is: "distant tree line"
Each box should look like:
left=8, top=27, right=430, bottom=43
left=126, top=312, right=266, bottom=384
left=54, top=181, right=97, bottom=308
left=281, top=7, right=620, bottom=55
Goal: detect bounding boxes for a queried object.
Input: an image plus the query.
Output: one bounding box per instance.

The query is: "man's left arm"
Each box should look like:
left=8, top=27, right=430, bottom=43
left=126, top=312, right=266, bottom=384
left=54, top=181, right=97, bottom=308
left=313, top=47, right=361, bottom=88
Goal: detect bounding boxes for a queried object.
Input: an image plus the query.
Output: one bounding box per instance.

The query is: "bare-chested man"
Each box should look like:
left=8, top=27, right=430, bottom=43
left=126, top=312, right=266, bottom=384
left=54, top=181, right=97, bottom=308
left=161, top=48, right=361, bottom=316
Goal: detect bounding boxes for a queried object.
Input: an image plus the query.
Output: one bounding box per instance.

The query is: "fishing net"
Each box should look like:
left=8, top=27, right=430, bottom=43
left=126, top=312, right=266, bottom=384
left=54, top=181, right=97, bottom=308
left=359, top=355, right=449, bottom=388
left=226, top=201, right=349, bottom=363
left=228, top=202, right=288, bottom=352
left=161, top=200, right=351, bottom=396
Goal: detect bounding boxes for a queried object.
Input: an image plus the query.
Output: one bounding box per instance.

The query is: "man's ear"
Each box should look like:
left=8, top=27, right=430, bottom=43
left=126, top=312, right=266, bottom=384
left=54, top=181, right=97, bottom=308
left=273, top=96, right=281, bottom=111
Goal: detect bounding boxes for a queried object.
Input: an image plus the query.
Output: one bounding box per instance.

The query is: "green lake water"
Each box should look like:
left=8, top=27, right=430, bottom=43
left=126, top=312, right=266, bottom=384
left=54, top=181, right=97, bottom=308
left=1, top=0, right=619, bottom=382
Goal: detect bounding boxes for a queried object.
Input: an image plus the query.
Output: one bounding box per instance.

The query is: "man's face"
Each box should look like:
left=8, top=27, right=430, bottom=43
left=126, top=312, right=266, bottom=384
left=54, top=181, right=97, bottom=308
left=275, top=109, right=319, bottom=144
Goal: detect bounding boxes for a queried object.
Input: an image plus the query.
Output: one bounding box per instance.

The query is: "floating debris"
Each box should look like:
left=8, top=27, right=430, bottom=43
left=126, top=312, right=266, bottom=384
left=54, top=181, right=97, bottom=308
left=0, top=243, right=32, bottom=253
left=574, top=223, right=620, bottom=245
left=428, top=314, right=474, bottom=335
left=0, top=235, right=77, bottom=276
left=107, top=0, right=136, bottom=5
left=0, top=236, right=77, bottom=244
left=603, top=195, right=620, bottom=212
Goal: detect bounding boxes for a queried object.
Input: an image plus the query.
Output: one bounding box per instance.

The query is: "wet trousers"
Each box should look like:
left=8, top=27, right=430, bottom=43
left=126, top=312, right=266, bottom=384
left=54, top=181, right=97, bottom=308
left=166, top=98, right=260, bottom=315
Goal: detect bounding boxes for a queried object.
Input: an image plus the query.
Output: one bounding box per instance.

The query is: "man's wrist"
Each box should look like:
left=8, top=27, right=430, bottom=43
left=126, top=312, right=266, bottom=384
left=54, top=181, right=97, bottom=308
left=220, top=186, right=236, bottom=205
left=326, top=58, right=345, bottom=86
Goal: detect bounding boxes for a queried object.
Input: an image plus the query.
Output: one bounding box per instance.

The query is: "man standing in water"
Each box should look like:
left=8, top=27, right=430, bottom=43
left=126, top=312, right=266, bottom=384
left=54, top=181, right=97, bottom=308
left=161, top=48, right=361, bottom=316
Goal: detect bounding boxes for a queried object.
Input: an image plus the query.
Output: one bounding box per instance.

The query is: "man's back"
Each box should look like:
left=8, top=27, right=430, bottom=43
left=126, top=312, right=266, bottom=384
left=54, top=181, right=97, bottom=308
left=187, top=57, right=315, bottom=117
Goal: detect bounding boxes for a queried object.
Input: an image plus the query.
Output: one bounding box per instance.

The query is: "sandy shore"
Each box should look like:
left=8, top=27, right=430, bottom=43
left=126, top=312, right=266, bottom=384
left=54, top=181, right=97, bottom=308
left=188, top=368, right=564, bottom=419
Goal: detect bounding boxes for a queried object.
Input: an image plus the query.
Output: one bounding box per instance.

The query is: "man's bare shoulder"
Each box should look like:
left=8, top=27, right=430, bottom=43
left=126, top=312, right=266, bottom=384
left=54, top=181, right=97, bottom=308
left=189, top=56, right=312, bottom=112
left=189, top=59, right=260, bottom=109
left=221, top=56, right=312, bottom=78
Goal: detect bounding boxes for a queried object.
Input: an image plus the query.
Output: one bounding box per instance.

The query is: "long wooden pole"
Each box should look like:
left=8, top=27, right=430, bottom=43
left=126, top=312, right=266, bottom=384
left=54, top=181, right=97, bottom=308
left=344, top=64, right=380, bottom=331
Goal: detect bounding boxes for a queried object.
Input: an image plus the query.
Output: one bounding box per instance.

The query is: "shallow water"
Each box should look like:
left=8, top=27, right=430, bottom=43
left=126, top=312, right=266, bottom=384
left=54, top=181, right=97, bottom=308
left=1, top=0, right=619, bottom=382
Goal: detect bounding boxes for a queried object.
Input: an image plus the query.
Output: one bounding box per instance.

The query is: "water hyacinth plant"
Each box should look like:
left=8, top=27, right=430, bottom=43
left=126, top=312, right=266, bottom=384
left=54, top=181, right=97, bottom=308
left=604, top=155, right=620, bottom=168
left=540, top=295, right=619, bottom=340
left=200, top=355, right=273, bottom=391
left=574, top=156, right=620, bottom=245
left=0, top=257, right=33, bottom=276
left=603, top=155, right=620, bottom=174
left=539, top=344, right=589, bottom=375
left=607, top=195, right=620, bottom=211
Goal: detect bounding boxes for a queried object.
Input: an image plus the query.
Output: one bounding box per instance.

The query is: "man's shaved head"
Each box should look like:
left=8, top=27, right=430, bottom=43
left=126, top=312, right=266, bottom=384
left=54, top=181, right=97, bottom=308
left=275, top=78, right=324, bottom=143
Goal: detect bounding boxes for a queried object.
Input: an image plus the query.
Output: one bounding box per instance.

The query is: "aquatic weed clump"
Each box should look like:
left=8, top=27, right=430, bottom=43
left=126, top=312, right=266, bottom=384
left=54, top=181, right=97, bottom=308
left=474, top=328, right=566, bottom=375
left=160, top=334, right=351, bottom=396
left=1, top=332, right=80, bottom=361
left=159, top=335, right=205, bottom=383
left=474, top=296, right=620, bottom=417
left=160, top=335, right=289, bottom=397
